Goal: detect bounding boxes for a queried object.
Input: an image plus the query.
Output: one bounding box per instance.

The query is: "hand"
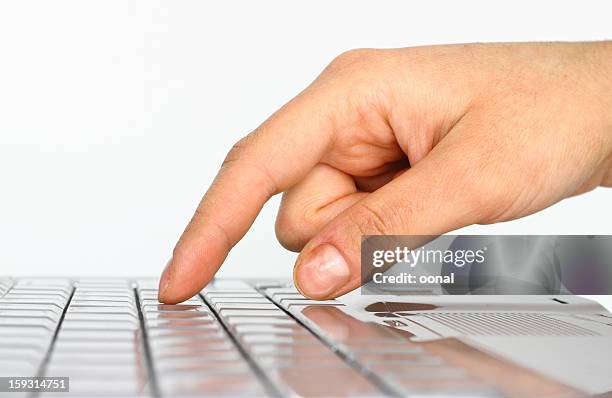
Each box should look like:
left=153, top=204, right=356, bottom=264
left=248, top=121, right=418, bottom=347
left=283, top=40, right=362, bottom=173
left=159, top=42, right=612, bottom=304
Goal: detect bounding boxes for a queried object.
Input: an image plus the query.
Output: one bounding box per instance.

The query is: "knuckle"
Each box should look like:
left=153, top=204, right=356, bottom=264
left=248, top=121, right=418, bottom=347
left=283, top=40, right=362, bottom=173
left=326, top=48, right=378, bottom=74
left=351, top=202, right=395, bottom=236
left=222, top=134, right=254, bottom=167
left=275, top=211, right=309, bottom=252
left=275, top=198, right=322, bottom=252
left=221, top=133, right=278, bottom=196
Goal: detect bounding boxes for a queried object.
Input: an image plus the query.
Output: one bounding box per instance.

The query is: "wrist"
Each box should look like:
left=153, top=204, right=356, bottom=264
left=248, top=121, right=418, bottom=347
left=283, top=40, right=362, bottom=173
left=586, top=41, right=612, bottom=157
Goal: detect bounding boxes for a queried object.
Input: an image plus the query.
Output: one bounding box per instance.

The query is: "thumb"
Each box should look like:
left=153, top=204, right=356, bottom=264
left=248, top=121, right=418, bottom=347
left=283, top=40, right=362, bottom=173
left=293, top=141, right=483, bottom=300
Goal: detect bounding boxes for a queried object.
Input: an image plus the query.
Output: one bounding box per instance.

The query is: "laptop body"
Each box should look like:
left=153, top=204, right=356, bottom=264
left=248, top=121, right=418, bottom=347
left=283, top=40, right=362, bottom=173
left=0, top=276, right=611, bottom=397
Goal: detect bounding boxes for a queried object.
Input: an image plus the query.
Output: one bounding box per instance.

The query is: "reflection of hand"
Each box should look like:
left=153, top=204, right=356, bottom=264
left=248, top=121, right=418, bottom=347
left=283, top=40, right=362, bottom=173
left=302, top=305, right=395, bottom=341
left=259, top=305, right=393, bottom=396
left=159, top=42, right=612, bottom=304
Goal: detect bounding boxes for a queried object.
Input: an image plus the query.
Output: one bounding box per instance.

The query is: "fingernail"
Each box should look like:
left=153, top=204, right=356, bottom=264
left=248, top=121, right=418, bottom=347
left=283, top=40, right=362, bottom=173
left=294, top=244, right=351, bottom=299
left=158, top=258, right=173, bottom=300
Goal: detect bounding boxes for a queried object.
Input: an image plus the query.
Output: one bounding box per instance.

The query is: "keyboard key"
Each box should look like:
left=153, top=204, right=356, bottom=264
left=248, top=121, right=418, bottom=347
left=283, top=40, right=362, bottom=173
left=282, top=300, right=345, bottom=308
left=205, top=292, right=264, bottom=298
left=215, top=302, right=279, bottom=310
left=72, top=297, right=134, bottom=304
left=388, top=376, right=493, bottom=396
left=76, top=278, right=130, bottom=284
left=0, top=309, right=60, bottom=320
left=50, top=351, right=139, bottom=364
left=347, top=343, right=423, bottom=353
left=264, top=287, right=301, bottom=296
left=65, top=312, right=137, bottom=321
left=57, top=329, right=137, bottom=341
left=145, top=311, right=212, bottom=319
left=0, top=325, right=53, bottom=337
left=141, top=298, right=201, bottom=306
left=233, top=324, right=310, bottom=335
left=5, top=292, right=69, bottom=299
left=273, top=294, right=308, bottom=301
left=0, top=298, right=65, bottom=307
left=73, top=292, right=135, bottom=300
left=202, top=280, right=255, bottom=292
left=266, top=366, right=380, bottom=397
left=146, top=319, right=218, bottom=329
left=209, top=297, right=271, bottom=304
left=46, top=364, right=143, bottom=378
left=74, top=288, right=133, bottom=294
left=11, top=285, right=70, bottom=293
left=157, top=361, right=250, bottom=374
left=366, top=357, right=446, bottom=372
left=54, top=340, right=136, bottom=352
left=247, top=344, right=332, bottom=356
left=0, top=303, right=62, bottom=314
left=356, top=351, right=442, bottom=364
left=70, top=300, right=135, bottom=308
left=226, top=317, right=294, bottom=326
left=219, top=309, right=286, bottom=317
left=240, top=334, right=318, bottom=344
left=0, top=316, right=56, bottom=329
left=149, top=337, right=233, bottom=350
left=143, top=304, right=207, bottom=312
left=61, top=320, right=138, bottom=330
left=74, top=284, right=131, bottom=290
left=67, top=306, right=136, bottom=314
left=147, top=329, right=224, bottom=339
left=15, top=278, right=71, bottom=287
left=256, top=355, right=348, bottom=369
left=0, top=336, right=51, bottom=349
left=68, top=378, right=147, bottom=395
left=159, top=371, right=265, bottom=397
left=136, top=292, right=161, bottom=300
left=0, top=347, right=46, bottom=360
left=154, top=350, right=241, bottom=362
left=0, top=360, right=38, bottom=374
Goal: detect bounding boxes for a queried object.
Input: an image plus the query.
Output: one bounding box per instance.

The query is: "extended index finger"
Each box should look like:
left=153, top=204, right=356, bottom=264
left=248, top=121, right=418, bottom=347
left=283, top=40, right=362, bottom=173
left=159, top=90, right=334, bottom=303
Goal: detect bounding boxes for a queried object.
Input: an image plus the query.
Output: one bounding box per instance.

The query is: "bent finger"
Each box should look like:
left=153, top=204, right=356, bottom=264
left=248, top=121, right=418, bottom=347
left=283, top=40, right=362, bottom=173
left=293, top=137, right=484, bottom=300
left=275, top=163, right=367, bottom=251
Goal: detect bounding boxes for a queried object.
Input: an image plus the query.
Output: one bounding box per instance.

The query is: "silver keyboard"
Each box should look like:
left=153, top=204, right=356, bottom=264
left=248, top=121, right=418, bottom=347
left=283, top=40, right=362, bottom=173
left=0, top=277, right=498, bottom=397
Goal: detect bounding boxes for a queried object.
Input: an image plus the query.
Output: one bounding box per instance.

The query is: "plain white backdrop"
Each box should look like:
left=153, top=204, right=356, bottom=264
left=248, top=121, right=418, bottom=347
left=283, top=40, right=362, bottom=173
left=1, top=0, right=611, bottom=282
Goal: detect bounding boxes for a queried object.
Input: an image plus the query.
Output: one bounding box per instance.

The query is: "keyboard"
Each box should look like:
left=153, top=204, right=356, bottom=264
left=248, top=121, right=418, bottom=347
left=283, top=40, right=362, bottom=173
left=0, top=277, right=499, bottom=397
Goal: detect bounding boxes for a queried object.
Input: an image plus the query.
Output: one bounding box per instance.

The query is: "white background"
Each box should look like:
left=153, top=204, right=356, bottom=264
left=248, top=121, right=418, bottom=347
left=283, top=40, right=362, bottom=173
left=0, top=1, right=611, bottom=285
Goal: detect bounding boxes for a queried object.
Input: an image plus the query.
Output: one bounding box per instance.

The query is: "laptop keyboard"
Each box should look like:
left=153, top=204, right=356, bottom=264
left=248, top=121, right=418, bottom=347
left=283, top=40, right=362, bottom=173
left=0, top=277, right=497, bottom=397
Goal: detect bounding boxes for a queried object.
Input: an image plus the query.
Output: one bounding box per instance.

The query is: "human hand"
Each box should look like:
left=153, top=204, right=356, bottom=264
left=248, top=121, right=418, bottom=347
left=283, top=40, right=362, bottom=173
left=159, top=42, right=612, bottom=304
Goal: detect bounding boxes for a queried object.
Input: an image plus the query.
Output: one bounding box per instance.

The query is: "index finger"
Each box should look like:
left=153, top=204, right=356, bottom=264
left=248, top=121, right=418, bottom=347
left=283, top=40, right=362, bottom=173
left=159, top=91, right=334, bottom=303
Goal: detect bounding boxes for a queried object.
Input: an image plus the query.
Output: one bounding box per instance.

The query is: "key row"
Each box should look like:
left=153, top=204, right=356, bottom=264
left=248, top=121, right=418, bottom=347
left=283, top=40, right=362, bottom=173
left=137, top=284, right=268, bottom=397
left=43, top=282, right=150, bottom=396
left=0, top=281, right=72, bottom=378
left=203, top=282, right=382, bottom=397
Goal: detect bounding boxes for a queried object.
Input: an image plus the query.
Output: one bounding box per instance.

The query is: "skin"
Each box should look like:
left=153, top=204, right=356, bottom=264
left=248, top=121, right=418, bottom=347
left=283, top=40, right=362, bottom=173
left=158, top=42, right=612, bottom=304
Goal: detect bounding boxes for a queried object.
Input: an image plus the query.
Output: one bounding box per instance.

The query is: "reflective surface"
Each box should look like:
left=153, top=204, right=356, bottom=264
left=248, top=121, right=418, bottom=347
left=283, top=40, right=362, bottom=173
left=0, top=278, right=609, bottom=397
